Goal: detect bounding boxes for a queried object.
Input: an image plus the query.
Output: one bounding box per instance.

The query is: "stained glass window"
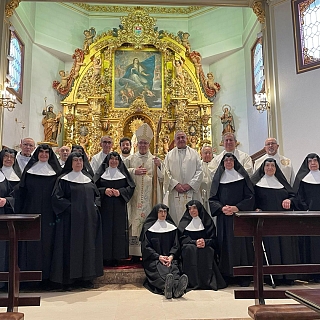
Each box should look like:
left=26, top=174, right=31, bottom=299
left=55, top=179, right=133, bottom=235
left=251, top=36, right=265, bottom=98
left=7, top=29, right=24, bottom=102
left=292, top=0, right=320, bottom=73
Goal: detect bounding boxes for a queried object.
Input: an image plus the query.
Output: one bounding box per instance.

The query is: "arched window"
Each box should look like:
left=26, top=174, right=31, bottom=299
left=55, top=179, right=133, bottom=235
left=251, top=36, right=264, bottom=97
left=7, top=28, right=24, bottom=103
left=292, top=0, right=320, bottom=73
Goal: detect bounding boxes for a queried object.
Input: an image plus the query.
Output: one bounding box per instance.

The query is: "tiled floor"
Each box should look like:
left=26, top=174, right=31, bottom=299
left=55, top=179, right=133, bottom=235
left=1, top=281, right=320, bottom=319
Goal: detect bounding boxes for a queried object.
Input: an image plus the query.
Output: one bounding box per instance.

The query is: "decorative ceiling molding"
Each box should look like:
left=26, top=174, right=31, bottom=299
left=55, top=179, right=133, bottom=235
left=71, top=3, right=205, bottom=15
left=21, top=0, right=250, bottom=6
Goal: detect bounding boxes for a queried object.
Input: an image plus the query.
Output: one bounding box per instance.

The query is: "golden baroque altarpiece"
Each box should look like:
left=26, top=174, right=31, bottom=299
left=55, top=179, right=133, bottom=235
left=55, top=8, right=218, bottom=159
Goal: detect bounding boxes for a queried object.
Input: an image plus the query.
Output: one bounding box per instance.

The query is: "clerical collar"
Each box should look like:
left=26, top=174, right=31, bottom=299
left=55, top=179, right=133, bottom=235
left=185, top=216, right=204, bottom=231
left=61, top=171, right=91, bottom=184
left=148, top=220, right=177, bottom=233
left=20, top=152, right=31, bottom=158
left=101, top=167, right=125, bottom=180
left=0, top=171, right=5, bottom=182
left=220, top=168, right=244, bottom=184
left=2, top=167, right=19, bottom=181
left=256, top=174, right=283, bottom=189
left=302, top=170, right=320, bottom=184
left=27, top=161, right=56, bottom=176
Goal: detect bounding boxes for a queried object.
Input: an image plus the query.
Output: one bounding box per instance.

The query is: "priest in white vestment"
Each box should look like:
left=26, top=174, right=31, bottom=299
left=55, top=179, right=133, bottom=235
left=209, top=133, right=253, bottom=177
left=90, top=135, right=113, bottom=174
left=163, top=131, right=203, bottom=225
left=124, top=123, right=163, bottom=257
left=16, top=137, right=35, bottom=172
left=253, top=137, right=295, bottom=185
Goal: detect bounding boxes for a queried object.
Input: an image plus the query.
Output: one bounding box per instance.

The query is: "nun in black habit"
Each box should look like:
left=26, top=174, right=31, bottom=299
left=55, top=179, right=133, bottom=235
left=293, top=153, right=320, bottom=280
left=0, top=166, right=14, bottom=290
left=178, top=200, right=226, bottom=290
left=140, top=204, right=188, bottom=299
left=0, top=148, right=21, bottom=188
left=71, top=144, right=94, bottom=177
left=15, top=144, right=61, bottom=282
left=93, top=151, right=135, bottom=266
left=251, top=158, right=300, bottom=284
left=50, top=152, right=103, bottom=289
left=209, top=153, right=255, bottom=286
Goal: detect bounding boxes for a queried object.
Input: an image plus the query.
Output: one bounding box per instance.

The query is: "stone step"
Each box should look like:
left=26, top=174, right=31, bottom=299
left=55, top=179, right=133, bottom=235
left=95, top=265, right=145, bottom=285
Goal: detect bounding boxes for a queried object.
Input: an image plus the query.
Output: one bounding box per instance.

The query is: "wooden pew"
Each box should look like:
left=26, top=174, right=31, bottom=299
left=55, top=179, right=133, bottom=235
left=0, top=214, right=41, bottom=312
left=233, top=211, right=320, bottom=305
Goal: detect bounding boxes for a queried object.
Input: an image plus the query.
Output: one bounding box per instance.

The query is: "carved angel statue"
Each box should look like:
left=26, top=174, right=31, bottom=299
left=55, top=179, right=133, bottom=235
left=52, top=49, right=85, bottom=95
left=55, top=70, right=70, bottom=91
left=177, top=31, right=191, bottom=52
left=188, top=51, right=221, bottom=102
left=83, top=27, right=96, bottom=53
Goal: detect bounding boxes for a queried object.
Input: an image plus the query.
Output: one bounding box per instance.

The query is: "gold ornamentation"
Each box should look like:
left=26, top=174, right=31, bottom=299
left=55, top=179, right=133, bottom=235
left=252, top=0, right=266, bottom=24
left=60, top=8, right=213, bottom=158
left=281, top=159, right=290, bottom=166
left=5, top=0, right=21, bottom=18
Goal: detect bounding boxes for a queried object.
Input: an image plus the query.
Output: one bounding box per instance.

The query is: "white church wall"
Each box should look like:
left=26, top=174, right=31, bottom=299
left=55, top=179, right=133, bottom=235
left=209, top=49, right=250, bottom=155
left=29, top=44, right=65, bottom=145
left=244, top=22, right=268, bottom=155
left=271, top=0, right=320, bottom=172
left=2, top=11, right=35, bottom=149
left=3, top=6, right=65, bottom=148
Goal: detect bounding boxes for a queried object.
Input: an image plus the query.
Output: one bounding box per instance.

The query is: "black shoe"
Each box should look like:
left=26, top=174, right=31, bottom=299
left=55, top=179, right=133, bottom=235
left=81, top=280, right=94, bottom=289
left=173, top=274, right=188, bottom=298
left=283, top=279, right=295, bottom=286
left=239, top=278, right=251, bottom=287
left=130, top=256, right=141, bottom=264
left=164, top=273, right=174, bottom=299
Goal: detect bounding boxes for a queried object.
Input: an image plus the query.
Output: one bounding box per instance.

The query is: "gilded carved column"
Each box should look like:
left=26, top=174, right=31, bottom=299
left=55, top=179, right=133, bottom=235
left=251, top=0, right=266, bottom=24
left=5, top=0, right=21, bottom=18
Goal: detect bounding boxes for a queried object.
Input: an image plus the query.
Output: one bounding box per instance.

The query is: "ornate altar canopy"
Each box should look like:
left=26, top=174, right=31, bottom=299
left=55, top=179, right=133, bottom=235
left=56, top=7, right=216, bottom=158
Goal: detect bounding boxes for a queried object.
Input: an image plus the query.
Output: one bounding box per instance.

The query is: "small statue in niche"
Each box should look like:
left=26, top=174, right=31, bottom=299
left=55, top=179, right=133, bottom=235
left=73, top=50, right=86, bottom=79
left=189, top=51, right=202, bottom=79
left=83, top=27, right=96, bottom=54
left=189, top=135, right=198, bottom=150
left=92, top=56, right=102, bottom=79
left=162, top=135, right=170, bottom=154
left=174, top=59, right=184, bottom=84
left=79, top=135, right=89, bottom=154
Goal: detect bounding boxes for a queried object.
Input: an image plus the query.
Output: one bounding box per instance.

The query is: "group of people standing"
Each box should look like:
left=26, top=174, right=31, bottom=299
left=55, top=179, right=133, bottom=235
left=0, top=129, right=319, bottom=298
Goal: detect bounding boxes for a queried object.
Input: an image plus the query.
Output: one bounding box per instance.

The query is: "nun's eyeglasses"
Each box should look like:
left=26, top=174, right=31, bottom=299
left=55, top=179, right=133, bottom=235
left=308, top=158, right=318, bottom=163
left=158, top=209, right=167, bottom=213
